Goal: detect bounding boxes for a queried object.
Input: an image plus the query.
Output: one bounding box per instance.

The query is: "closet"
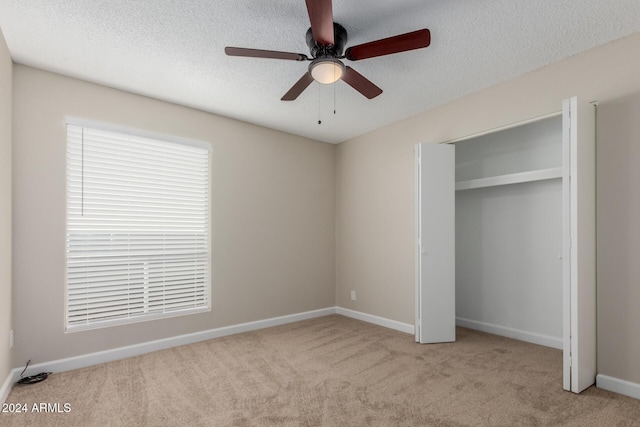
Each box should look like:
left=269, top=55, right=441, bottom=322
left=455, top=115, right=563, bottom=349
left=415, top=97, right=595, bottom=393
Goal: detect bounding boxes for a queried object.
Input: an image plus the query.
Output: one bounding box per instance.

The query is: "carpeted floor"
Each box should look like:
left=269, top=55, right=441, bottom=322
left=2, top=314, right=639, bottom=426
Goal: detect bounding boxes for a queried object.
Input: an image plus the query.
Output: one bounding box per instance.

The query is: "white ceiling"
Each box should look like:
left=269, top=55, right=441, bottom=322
left=1, top=1, right=640, bottom=144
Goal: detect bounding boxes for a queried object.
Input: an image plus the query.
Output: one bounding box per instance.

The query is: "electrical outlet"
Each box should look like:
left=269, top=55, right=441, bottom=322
left=351, top=291, right=356, bottom=301
left=9, top=330, right=13, bottom=349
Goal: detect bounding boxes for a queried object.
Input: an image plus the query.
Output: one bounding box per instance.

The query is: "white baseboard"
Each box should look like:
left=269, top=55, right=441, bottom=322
left=8, top=308, right=635, bottom=404
left=336, top=307, right=415, bottom=335
left=10, top=307, right=336, bottom=384
left=5, top=306, right=414, bottom=398
left=597, top=374, right=640, bottom=400
left=456, top=317, right=563, bottom=349
left=1, top=369, right=14, bottom=404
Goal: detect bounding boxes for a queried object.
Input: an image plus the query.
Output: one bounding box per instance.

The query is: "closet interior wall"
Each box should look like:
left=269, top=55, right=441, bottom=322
left=454, top=116, right=564, bottom=348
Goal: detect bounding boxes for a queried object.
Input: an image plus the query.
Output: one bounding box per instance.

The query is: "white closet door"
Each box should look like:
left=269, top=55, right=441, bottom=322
left=562, top=96, right=596, bottom=393
left=415, top=143, right=455, bottom=344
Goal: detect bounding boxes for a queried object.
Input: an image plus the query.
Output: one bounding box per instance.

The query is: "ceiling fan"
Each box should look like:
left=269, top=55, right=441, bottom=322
left=225, top=0, right=431, bottom=101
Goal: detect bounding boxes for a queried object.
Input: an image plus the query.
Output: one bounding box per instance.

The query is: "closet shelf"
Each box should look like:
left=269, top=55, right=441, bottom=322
left=455, top=167, right=562, bottom=191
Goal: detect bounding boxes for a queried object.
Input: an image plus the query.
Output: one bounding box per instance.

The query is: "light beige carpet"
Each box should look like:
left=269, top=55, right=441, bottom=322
left=2, top=315, right=639, bottom=426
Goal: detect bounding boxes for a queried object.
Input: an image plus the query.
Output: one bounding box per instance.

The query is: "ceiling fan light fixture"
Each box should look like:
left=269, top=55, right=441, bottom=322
left=309, top=57, right=345, bottom=84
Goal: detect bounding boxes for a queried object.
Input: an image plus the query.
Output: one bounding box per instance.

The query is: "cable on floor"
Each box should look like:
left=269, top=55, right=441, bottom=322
left=15, top=359, right=51, bottom=385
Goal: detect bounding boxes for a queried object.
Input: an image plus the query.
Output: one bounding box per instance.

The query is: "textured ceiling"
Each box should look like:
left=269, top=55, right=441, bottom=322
left=1, top=1, right=640, bottom=143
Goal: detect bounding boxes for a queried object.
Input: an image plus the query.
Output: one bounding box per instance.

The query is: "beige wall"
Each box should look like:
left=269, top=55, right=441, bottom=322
left=597, top=91, right=640, bottom=384
left=0, top=29, right=12, bottom=385
left=337, top=30, right=640, bottom=333
left=11, top=65, right=335, bottom=365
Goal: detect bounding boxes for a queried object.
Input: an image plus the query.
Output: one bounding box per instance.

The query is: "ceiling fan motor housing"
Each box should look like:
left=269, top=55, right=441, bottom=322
left=306, top=22, right=348, bottom=58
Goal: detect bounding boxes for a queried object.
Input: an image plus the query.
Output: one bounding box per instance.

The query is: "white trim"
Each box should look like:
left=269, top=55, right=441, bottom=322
left=414, top=144, right=421, bottom=343
left=1, top=370, right=15, bottom=404
left=336, top=307, right=415, bottom=335
left=442, top=111, right=562, bottom=145
left=11, top=308, right=335, bottom=383
left=456, top=317, right=562, bottom=350
left=596, top=374, right=640, bottom=400
left=562, top=98, right=572, bottom=391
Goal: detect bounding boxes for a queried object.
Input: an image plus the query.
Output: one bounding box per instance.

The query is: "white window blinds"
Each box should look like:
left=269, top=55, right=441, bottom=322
left=66, top=124, right=210, bottom=331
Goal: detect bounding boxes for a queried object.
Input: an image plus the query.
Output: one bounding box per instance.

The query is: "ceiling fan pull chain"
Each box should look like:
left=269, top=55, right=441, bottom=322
left=318, top=83, right=322, bottom=125
left=333, top=74, right=337, bottom=115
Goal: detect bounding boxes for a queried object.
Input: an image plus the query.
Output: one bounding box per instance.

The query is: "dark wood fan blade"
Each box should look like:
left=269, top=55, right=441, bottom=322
left=281, top=72, right=315, bottom=101
left=225, top=47, right=308, bottom=61
left=341, top=66, right=382, bottom=99
left=345, top=29, right=431, bottom=61
left=305, top=0, right=334, bottom=45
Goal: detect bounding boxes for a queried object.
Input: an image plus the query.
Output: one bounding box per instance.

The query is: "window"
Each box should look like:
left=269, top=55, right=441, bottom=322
left=66, top=123, right=210, bottom=331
